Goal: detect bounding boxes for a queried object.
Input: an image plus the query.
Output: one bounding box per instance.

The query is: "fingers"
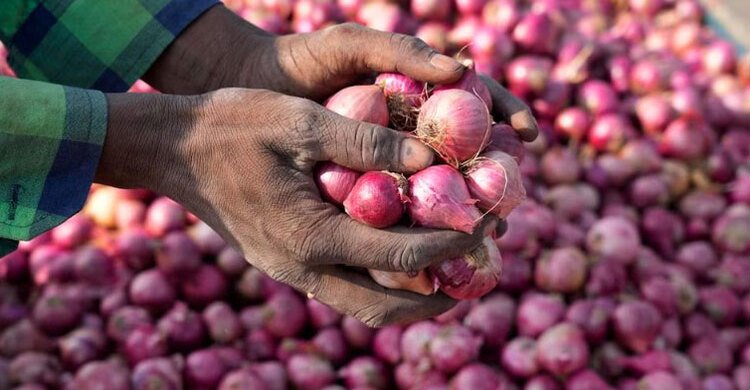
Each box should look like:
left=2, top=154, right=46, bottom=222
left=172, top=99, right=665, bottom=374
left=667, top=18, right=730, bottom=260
left=305, top=265, right=457, bottom=327
left=479, top=74, right=539, bottom=142
left=326, top=23, right=465, bottom=84
left=293, top=198, right=497, bottom=273
left=318, top=110, right=434, bottom=174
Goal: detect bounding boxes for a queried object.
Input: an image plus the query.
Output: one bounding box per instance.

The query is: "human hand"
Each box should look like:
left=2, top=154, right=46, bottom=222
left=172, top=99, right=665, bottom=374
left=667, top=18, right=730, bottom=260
left=144, top=5, right=539, bottom=142
left=96, top=89, right=498, bottom=326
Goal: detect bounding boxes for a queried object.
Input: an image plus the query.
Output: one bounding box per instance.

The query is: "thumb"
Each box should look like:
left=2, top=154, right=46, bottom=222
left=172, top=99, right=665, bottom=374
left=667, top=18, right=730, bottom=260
left=319, top=111, right=434, bottom=173
left=327, top=23, right=465, bottom=84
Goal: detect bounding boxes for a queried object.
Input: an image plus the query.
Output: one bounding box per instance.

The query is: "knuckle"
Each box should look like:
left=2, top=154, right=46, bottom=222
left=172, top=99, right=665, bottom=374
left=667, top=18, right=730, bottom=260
left=392, top=239, right=422, bottom=272
left=396, top=34, right=431, bottom=56
left=328, top=22, right=364, bottom=39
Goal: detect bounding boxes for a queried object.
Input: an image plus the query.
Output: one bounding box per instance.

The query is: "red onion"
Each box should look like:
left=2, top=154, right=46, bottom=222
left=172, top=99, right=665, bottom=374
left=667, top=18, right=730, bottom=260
left=635, top=93, right=674, bottom=135
left=554, top=107, right=590, bottom=141
left=106, top=306, right=151, bottom=344
left=712, top=206, right=750, bottom=254
left=512, top=12, right=558, bottom=54
left=434, top=65, right=492, bottom=110
left=699, top=286, right=741, bottom=326
left=637, top=371, right=683, bottom=390
left=536, top=323, right=590, bottom=377
left=703, top=41, right=736, bottom=75
left=689, top=337, right=733, bottom=375
left=287, top=353, right=335, bottom=390
left=180, top=264, right=228, bottom=307
left=144, top=197, right=186, bottom=238
left=0, top=250, right=28, bottom=282
left=343, top=171, right=407, bottom=228
left=306, top=299, right=341, bottom=329
left=129, top=269, right=175, bottom=313
left=202, top=302, right=242, bottom=344
left=416, top=22, right=449, bottom=54
left=218, top=369, right=269, bottom=390
left=454, top=0, right=487, bottom=15
left=157, top=303, right=206, bottom=351
left=566, top=369, right=614, bottom=390
left=450, top=363, right=502, bottom=390
left=312, top=360, right=368, bottom=389
left=497, top=251, right=533, bottom=292
left=463, top=293, right=514, bottom=347
left=395, top=362, right=447, bottom=389
left=586, top=216, right=641, bottom=264
left=659, top=118, right=711, bottom=160
left=58, top=327, right=106, bottom=369
left=464, top=150, right=526, bottom=217
left=29, top=245, right=75, bottom=285
left=535, top=247, right=588, bottom=293
left=373, top=325, right=402, bottom=364
left=356, top=2, right=415, bottom=34
left=123, top=324, right=168, bottom=365
left=71, top=360, right=129, bottom=390
left=620, top=139, right=663, bottom=174
left=525, top=375, right=561, bottom=390
left=407, top=165, right=482, bottom=234
left=374, top=72, right=424, bottom=131
left=429, top=236, right=502, bottom=300
left=410, top=0, right=450, bottom=21
left=448, top=15, right=482, bottom=47
left=734, top=366, right=750, bottom=390
left=263, top=293, right=307, bottom=338
left=711, top=254, right=750, bottom=293
left=505, top=56, right=554, bottom=97
left=579, top=80, right=619, bottom=116
left=501, top=337, right=539, bottom=377
left=566, top=298, right=615, bottom=343
left=540, top=146, right=581, bottom=185
left=8, top=352, right=62, bottom=387
left=481, top=0, right=519, bottom=32
left=32, top=291, right=84, bottom=336
left=588, top=113, right=634, bottom=153
left=341, top=315, right=375, bottom=350
left=469, top=27, right=513, bottom=67
left=132, top=357, right=182, bottom=390
left=613, top=301, right=663, bottom=353
left=428, top=324, right=481, bottom=373
left=401, top=321, right=439, bottom=363
left=416, top=89, right=491, bottom=165
left=51, top=214, right=93, bottom=249
left=485, top=123, right=525, bottom=162
left=155, top=231, right=201, bottom=276
left=517, top=293, right=565, bottom=337
left=114, top=228, right=154, bottom=271
left=325, top=85, right=389, bottom=126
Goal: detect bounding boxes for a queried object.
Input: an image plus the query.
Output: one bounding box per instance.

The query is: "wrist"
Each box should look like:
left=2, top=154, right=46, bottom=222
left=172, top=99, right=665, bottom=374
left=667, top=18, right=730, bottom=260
left=95, top=93, right=197, bottom=193
left=143, top=5, right=273, bottom=94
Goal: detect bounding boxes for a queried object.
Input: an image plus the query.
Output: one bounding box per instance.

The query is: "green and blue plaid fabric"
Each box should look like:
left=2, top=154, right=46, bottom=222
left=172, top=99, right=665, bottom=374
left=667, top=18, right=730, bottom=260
left=0, top=0, right=219, bottom=256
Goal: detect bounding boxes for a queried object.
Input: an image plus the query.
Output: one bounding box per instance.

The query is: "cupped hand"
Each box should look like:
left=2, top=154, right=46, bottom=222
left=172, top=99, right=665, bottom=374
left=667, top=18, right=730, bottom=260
left=145, top=5, right=539, bottom=142
left=97, top=89, right=498, bottom=326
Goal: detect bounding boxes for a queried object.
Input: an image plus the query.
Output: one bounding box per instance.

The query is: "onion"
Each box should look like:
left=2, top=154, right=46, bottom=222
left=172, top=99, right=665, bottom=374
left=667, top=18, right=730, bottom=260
left=454, top=0, right=487, bottom=15
left=484, top=123, right=525, bottom=162
left=407, top=165, right=482, bottom=234
left=659, top=118, right=711, bottom=160
left=429, top=236, right=502, bottom=300
left=517, top=293, right=566, bottom=337
left=613, top=301, right=663, bottom=353
left=415, top=22, right=449, bottom=54
left=689, top=337, right=733, bottom=375
left=481, top=0, right=519, bottom=32
left=566, top=298, right=615, bottom=343
left=325, top=85, right=389, bottom=126
left=554, top=107, right=590, bottom=141
left=579, top=79, right=619, bottom=116
left=339, top=356, right=387, bottom=389
left=635, top=93, right=673, bottom=134
left=464, top=150, right=526, bottom=217
left=428, top=324, right=482, bottom=373
left=512, top=12, right=558, bottom=54
left=505, top=55, right=554, bottom=97
left=144, top=197, right=186, bottom=238
left=535, top=247, right=588, bottom=293
left=416, top=89, right=491, bottom=165
left=375, top=73, right=425, bottom=131
left=410, top=0, right=451, bottom=21
left=343, top=171, right=408, bottom=228
left=703, top=40, right=736, bottom=75
left=500, top=337, right=539, bottom=377
left=368, top=269, right=434, bottom=295
left=401, top=321, right=439, bottom=363
left=287, top=353, right=335, bottom=390
left=448, top=15, right=482, bottom=47
left=586, top=216, right=641, bottom=264
left=536, top=323, right=590, bottom=377
left=588, top=113, right=634, bottom=153
left=434, top=64, right=492, bottom=111
left=566, top=369, right=613, bottom=390
left=373, top=326, right=402, bottom=364
left=540, top=146, right=581, bottom=185
left=123, top=324, right=168, bottom=366
left=129, top=269, right=176, bottom=313
left=463, top=293, right=514, bottom=347
left=450, top=363, right=502, bottom=390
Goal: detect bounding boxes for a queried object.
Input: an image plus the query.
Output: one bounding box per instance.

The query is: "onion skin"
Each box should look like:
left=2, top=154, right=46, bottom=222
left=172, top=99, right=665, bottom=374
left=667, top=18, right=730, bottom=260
left=375, top=72, right=425, bottom=131
left=433, top=65, right=492, bottom=111
left=314, top=162, right=360, bottom=206
left=464, top=150, right=526, bottom=218
left=407, top=165, right=482, bottom=234
left=416, top=89, right=492, bottom=165
left=429, top=236, right=502, bottom=300
left=485, top=123, right=525, bottom=162
left=369, top=269, right=434, bottom=295
left=343, top=171, right=408, bottom=228
left=325, top=85, right=389, bottom=126
left=536, top=323, right=590, bottom=377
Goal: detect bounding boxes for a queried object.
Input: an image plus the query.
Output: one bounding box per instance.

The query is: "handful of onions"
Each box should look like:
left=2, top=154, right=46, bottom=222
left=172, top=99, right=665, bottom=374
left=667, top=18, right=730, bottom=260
left=314, top=71, right=526, bottom=300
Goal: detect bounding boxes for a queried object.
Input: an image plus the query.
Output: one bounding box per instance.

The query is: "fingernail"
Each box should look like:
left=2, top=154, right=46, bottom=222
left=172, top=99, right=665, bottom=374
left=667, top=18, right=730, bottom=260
left=401, top=138, right=434, bottom=172
left=430, top=54, right=463, bottom=72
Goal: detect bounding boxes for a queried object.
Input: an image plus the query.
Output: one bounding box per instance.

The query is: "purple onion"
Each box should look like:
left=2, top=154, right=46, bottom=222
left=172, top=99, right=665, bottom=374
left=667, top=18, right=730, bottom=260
left=264, top=293, right=307, bottom=338
left=342, top=316, right=375, bottom=350
left=450, top=363, right=502, bottom=390
left=586, top=216, right=641, bottom=264
left=122, top=324, right=167, bottom=366
left=536, top=323, right=589, bottom=377
left=500, top=337, right=538, bottom=377
left=71, top=359, right=130, bottom=390
left=516, top=293, right=565, bottom=337
left=463, top=293, right=514, bottom=347
left=202, top=302, right=243, bottom=344
left=0, top=319, right=52, bottom=357
left=58, top=327, right=106, bottom=369
left=373, top=325, right=402, bottom=364
left=566, top=369, right=614, bottom=390
left=688, top=337, right=733, bottom=375
left=339, top=356, right=388, bottom=389
left=128, top=269, right=176, bottom=313
left=535, top=247, right=588, bottom=293
left=156, top=302, right=206, bottom=351
left=312, top=328, right=348, bottom=364
left=401, top=321, right=440, bottom=363
left=287, top=353, right=335, bottom=390
left=306, top=299, right=341, bottom=329
left=131, top=357, right=182, bottom=390
left=106, top=306, right=152, bottom=344
left=180, top=264, right=228, bottom=307
left=428, top=324, right=482, bottom=373
left=245, top=329, right=277, bottom=361
left=8, top=352, right=62, bottom=387
left=216, top=246, right=248, bottom=277
left=586, top=259, right=628, bottom=296
left=565, top=298, right=615, bottom=343
left=249, top=361, right=288, bottom=390
left=613, top=301, right=662, bottom=353
left=218, top=368, right=269, bottom=390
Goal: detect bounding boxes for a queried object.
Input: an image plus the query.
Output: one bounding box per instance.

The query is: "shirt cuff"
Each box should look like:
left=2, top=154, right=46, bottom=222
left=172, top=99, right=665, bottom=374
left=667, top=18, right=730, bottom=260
left=0, top=77, right=107, bottom=245
left=6, top=0, right=220, bottom=92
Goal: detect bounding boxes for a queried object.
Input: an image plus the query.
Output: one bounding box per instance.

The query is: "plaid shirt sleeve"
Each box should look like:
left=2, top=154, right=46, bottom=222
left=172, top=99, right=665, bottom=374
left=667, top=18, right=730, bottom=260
left=0, top=0, right=219, bottom=256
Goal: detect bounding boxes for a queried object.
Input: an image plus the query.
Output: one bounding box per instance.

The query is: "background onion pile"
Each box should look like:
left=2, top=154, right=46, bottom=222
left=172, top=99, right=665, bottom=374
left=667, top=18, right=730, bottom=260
left=2, top=0, right=750, bottom=388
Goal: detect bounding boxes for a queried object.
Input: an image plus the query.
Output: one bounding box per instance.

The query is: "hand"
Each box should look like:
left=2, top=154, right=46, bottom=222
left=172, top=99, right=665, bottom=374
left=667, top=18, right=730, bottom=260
left=96, top=89, right=498, bottom=326
left=144, top=5, right=538, bottom=142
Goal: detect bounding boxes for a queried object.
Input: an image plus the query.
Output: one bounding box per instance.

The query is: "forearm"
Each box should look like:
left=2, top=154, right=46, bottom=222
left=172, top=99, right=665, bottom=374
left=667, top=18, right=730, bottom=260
left=142, top=5, right=274, bottom=95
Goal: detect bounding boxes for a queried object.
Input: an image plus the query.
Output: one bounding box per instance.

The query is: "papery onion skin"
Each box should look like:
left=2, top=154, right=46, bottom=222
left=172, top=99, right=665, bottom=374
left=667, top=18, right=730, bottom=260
left=343, top=171, right=408, bottom=229
left=375, top=73, right=425, bottom=131
left=368, top=269, right=435, bottom=295
left=416, top=89, right=492, bottom=165
left=325, top=85, right=389, bottom=126
left=314, top=162, right=360, bottom=206
left=464, top=150, right=526, bottom=218
left=433, top=64, right=492, bottom=111
left=407, top=165, right=482, bottom=234
left=429, top=236, right=502, bottom=300
left=484, top=123, right=525, bottom=163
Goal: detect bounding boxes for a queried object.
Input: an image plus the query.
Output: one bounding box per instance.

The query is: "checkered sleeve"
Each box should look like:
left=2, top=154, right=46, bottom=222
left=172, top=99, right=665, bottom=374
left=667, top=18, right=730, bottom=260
left=0, top=76, right=107, bottom=256
left=1, top=0, right=219, bottom=92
